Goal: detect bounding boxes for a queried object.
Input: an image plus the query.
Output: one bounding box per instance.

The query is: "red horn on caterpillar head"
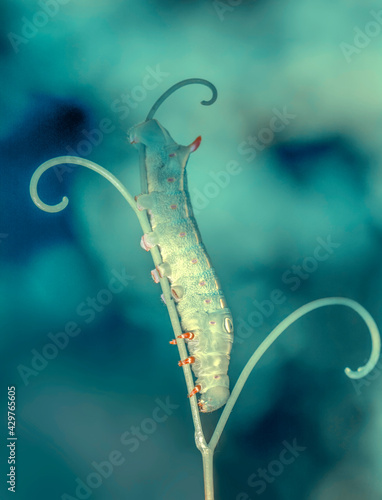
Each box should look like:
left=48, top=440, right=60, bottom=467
left=188, top=136, right=202, bottom=153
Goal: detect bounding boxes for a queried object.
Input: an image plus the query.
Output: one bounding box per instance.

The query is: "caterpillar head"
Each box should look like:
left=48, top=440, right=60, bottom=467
left=198, top=386, right=230, bottom=413
left=128, top=119, right=201, bottom=192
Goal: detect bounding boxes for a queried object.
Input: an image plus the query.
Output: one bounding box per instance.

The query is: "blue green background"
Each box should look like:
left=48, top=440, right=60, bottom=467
left=1, top=1, right=382, bottom=499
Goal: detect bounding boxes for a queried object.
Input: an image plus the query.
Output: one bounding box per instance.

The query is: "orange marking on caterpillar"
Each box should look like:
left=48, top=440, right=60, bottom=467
left=179, top=332, right=195, bottom=340
left=170, top=332, right=195, bottom=344
left=178, top=356, right=195, bottom=366
left=188, top=385, right=201, bottom=398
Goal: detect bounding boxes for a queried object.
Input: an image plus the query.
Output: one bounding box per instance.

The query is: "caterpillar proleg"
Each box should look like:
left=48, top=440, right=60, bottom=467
left=128, top=79, right=234, bottom=412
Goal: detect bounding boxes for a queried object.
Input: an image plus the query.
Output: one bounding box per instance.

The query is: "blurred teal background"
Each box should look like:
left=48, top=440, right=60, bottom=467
left=1, top=1, right=382, bottom=499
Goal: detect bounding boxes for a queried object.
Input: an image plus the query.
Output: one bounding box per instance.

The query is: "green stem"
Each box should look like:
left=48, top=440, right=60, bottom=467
left=202, top=448, right=214, bottom=500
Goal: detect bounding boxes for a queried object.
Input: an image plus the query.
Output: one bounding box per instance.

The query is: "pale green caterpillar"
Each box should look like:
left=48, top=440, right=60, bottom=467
left=128, top=80, right=234, bottom=412
left=29, top=79, right=381, bottom=420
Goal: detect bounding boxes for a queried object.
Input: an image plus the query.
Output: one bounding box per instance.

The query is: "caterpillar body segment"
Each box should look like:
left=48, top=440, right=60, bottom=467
left=128, top=116, right=234, bottom=413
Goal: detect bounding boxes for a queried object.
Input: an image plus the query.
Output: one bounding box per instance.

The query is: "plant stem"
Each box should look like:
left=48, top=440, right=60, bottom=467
left=202, top=448, right=214, bottom=500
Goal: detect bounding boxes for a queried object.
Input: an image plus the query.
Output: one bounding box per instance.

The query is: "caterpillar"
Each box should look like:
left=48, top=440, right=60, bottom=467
left=128, top=79, right=234, bottom=413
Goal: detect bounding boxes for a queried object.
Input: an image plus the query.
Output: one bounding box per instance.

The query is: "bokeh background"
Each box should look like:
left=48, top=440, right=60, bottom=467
left=1, top=1, right=382, bottom=499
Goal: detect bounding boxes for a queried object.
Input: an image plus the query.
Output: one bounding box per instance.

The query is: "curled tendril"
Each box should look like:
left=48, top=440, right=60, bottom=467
left=146, top=78, right=218, bottom=121
left=209, top=297, right=381, bottom=451
left=139, top=79, right=217, bottom=196
left=29, top=156, right=139, bottom=215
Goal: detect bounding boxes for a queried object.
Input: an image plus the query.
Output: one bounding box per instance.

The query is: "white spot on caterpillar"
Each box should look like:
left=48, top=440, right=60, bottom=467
left=224, top=317, right=233, bottom=333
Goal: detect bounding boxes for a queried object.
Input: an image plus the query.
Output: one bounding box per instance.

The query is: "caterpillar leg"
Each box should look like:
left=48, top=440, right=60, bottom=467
left=171, top=286, right=184, bottom=302
left=134, top=194, right=153, bottom=211
left=178, top=356, right=195, bottom=366
left=169, top=332, right=195, bottom=344
left=156, top=262, right=171, bottom=278
left=188, top=385, right=201, bottom=398
left=151, top=268, right=160, bottom=283
left=140, top=231, right=158, bottom=251
left=198, top=386, right=230, bottom=413
left=151, top=262, right=172, bottom=284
